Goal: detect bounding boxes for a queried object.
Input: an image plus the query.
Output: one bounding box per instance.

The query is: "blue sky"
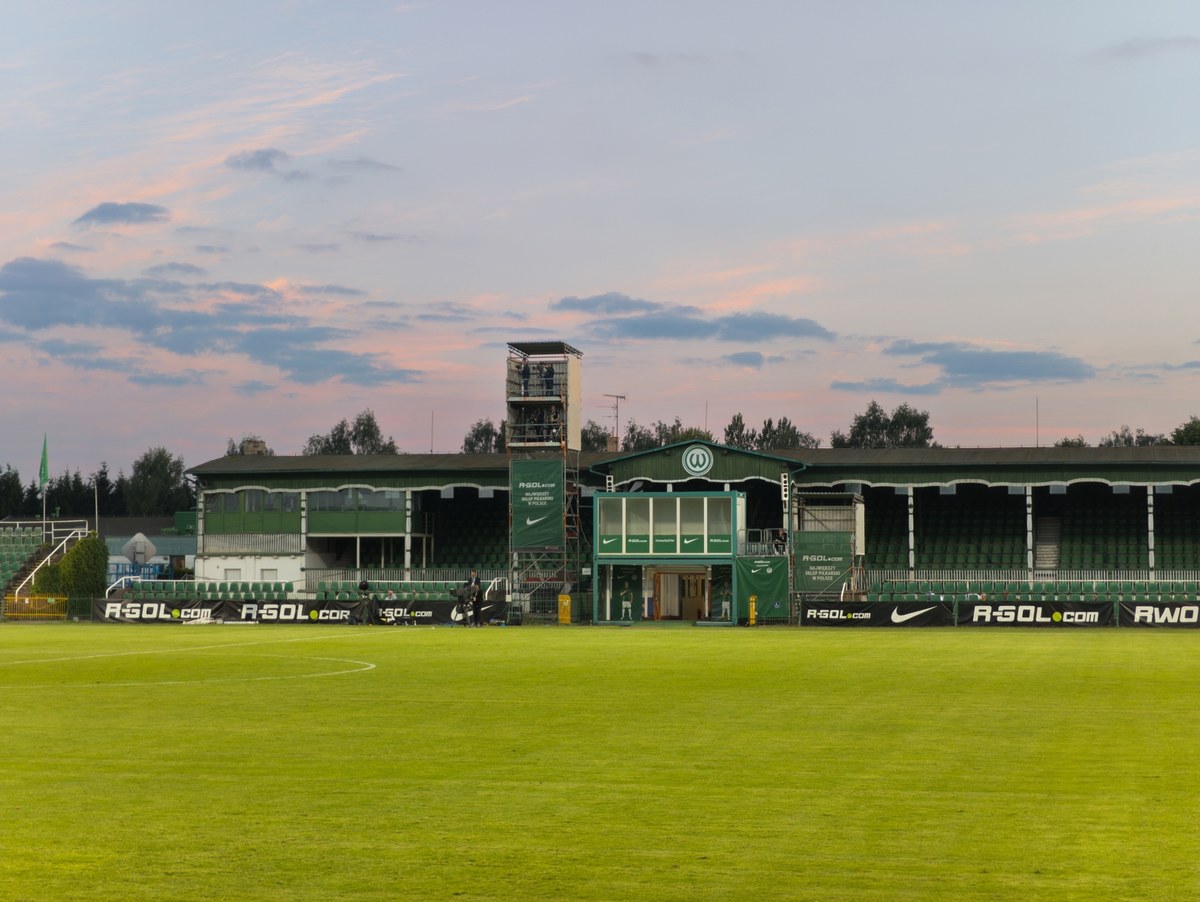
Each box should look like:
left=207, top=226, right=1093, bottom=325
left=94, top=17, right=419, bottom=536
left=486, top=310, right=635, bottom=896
left=3, top=1, right=1200, bottom=476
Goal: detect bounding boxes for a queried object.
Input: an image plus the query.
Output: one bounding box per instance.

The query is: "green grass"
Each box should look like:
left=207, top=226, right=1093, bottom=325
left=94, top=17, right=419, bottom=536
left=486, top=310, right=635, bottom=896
left=1, top=623, right=1198, bottom=900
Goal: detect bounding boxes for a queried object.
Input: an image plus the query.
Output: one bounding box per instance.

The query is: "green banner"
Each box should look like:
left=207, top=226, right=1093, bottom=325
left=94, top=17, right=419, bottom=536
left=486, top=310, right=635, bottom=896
left=795, top=532, right=853, bottom=593
left=511, top=459, right=564, bottom=549
left=735, top=557, right=789, bottom=620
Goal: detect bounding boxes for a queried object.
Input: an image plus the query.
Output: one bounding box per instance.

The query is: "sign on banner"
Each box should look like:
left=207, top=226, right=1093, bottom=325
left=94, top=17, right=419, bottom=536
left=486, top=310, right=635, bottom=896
left=957, top=600, right=1114, bottom=627
left=801, top=600, right=953, bottom=626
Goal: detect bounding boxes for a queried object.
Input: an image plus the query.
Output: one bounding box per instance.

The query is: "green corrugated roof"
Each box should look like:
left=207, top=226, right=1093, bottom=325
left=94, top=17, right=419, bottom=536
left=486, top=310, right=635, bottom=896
left=188, top=445, right=1200, bottom=492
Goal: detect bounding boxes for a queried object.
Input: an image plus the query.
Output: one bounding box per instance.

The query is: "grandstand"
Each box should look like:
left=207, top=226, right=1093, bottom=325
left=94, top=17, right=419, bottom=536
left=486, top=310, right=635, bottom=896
left=169, top=441, right=1200, bottom=627
left=74, top=345, right=1200, bottom=627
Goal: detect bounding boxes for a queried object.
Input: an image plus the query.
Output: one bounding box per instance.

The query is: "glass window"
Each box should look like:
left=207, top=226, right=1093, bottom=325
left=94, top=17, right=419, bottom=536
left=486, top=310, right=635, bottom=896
left=708, top=497, right=732, bottom=537
left=357, top=489, right=405, bottom=511
left=680, top=497, right=705, bottom=534
left=625, top=497, right=650, bottom=535
left=598, top=498, right=622, bottom=535
left=207, top=492, right=239, bottom=513
left=263, top=492, right=281, bottom=512
left=652, top=498, right=677, bottom=537
left=244, top=489, right=263, bottom=512
left=281, top=492, right=299, bottom=513
left=310, top=489, right=353, bottom=511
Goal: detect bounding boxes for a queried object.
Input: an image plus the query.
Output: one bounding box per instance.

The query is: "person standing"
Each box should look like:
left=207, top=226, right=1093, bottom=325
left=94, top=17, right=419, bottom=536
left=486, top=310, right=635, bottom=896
left=519, top=360, right=530, bottom=396
left=541, top=362, right=555, bottom=397
left=463, top=569, right=482, bottom=626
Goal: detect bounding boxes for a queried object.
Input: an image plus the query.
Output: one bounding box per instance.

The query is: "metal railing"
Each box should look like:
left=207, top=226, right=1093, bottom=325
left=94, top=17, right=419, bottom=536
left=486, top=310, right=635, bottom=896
left=13, top=522, right=90, bottom=600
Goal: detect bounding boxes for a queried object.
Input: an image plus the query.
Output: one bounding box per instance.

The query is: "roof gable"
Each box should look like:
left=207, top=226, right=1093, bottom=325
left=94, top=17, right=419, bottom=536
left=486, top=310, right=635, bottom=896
left=589, top=440, right=802, bottom=486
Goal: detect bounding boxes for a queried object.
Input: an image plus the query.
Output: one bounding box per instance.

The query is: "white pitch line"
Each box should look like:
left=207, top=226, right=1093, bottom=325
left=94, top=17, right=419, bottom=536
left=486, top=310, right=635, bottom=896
left=0, top=652, right=377, bottom=690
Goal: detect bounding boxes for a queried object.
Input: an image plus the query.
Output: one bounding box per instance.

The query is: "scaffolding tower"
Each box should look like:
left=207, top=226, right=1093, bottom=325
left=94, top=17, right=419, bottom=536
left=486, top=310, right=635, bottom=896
left=505, top=341, right=584, bottom=620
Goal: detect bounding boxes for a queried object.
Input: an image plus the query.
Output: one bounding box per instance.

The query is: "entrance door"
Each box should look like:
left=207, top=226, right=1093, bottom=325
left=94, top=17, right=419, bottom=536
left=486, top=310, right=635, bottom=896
left=682, top=573, right=706, bottom=620
left=651, top=571, right=708, bottom=620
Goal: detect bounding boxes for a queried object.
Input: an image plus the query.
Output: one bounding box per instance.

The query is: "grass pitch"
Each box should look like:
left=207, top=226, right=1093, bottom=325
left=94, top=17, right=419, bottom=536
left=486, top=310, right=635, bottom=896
left=1, top=623, right=1198, bottom=900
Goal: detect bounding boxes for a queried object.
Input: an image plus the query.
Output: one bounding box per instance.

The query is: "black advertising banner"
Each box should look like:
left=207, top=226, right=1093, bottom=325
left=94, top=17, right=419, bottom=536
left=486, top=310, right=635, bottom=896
left=1120, top=602, right=1200, bottom=628
left=957, top=599, right=1114, bottom=627
left=95, top=597, right=369, bottom=624
left=802, top=600, right=953, bottom=626
left=510, top=459, right=564, bottom=549
left=94, top=596, right=509, bottom=625
left=95, top=597, right=229, bottom=623
left=374, top=597, right=509, bottom=626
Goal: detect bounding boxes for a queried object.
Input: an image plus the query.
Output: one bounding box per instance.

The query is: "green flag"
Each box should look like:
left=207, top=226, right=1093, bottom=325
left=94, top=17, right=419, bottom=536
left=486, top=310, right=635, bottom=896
left=39, top=435, right=48, bottom=490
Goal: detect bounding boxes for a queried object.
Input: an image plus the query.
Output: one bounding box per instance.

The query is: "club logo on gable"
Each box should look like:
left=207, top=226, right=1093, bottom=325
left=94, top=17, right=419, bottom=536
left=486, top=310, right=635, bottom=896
left=682, top=444, right=714, bottom=477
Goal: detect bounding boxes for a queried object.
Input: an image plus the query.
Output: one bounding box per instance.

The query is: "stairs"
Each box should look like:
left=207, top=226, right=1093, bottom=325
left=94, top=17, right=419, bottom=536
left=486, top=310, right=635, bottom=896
left=1034, top=517, right=1061, bottom=571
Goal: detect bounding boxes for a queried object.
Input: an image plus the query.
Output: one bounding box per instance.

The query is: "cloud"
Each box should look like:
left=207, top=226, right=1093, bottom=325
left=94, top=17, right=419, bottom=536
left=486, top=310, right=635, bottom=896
left=882, top=340, right=1096, bottom=390
left=294, top=243, right=340, bottom=254
left=143, top=262, right=207, bottom=278
left=234, top=380, right=275, bottom=396
left=329, top=157, right=401, bottom=172
left=579, top=302, right=835, bottom=344
left=73, top=202, right=169, bottom=227
left=724, top=351, right=765, bottom=369
left=298, top=284, right=366, bottom=297
left=50, top=241, right=92, bottom=253
left=0, top=257, right=425, bottom=389
left=128, top=369, right=208, bottom=387
left=281, top=170, right=312, bottom=182
left=0, top=257, right=149, bottom=329
left=415, top=302, right=475, bottom=322
left=829, top=377, right=943, bottom=395
left=552, top=292, right=662, bottom=315
left=224, top=148, right=291, bottom=171
left=714, top=312, right=835, bottom=342
left=1090, top=37, right=1200, bottom=61
left=194, top=245, right=230, bottom=255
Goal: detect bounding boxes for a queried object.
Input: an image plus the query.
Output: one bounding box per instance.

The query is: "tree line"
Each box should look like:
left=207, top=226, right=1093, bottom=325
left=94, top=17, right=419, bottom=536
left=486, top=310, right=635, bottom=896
left=0, top=447, right=194, bottom=521
left=462, top=401, right=937, bottom=453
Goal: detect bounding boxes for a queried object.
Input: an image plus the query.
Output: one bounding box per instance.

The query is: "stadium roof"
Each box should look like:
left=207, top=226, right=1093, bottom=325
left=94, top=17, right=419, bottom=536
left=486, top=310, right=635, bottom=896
left=190, top=445, right=1200, bottom=491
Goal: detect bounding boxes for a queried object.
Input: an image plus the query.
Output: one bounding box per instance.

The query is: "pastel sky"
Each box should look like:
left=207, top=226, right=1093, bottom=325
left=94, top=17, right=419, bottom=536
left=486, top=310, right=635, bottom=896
left=4, top=1, right=1200, bottom=477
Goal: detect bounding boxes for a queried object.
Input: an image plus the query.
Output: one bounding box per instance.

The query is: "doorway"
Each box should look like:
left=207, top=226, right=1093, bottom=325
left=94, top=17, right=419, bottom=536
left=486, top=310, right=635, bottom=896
left=651, top=569, right=710, bottom=620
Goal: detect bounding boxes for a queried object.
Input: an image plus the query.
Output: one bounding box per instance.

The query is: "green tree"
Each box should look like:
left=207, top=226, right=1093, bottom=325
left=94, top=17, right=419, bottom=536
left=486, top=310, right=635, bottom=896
left=830, top=401, right=937, bottom=448
left=581, top=419, right=613, bottom=453
left=1170, top=416, right=1200, bottom=445
left=0, top=465, right=23, bottom=518
left=757, top=416, right=820, bottom=450
left=1098, top=425, right=1169, bottom=447
left=622, top=419, right=657, bottom=452
left=723, top=413, right=758, bottom=449
left=60, top=532, right=108, bottom=600
left=303, top=409, right=398, bottom=455
left=124, top=447, right=194, bottom=516
left=1054, top=435, right=1089, bottom=447
left=34, top=532, right=107, bottom=601
left=91, top=462, right=126, bottom=517
left=650, top=417, right=712, bottom=446
left=461, top=419, right=506, bottom=453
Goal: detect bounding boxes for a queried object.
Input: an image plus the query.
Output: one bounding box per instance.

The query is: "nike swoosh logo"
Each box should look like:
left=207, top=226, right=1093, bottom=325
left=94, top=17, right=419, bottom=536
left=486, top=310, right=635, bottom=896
left=525, top=515, right=549, bottom=526
left=891, top=606, right=937, bottom=624
left=601, top=537, right=619, bottom=545
left=751, top=568, right=769, bottom=574
left=683, top=537, right=700, bottom=545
